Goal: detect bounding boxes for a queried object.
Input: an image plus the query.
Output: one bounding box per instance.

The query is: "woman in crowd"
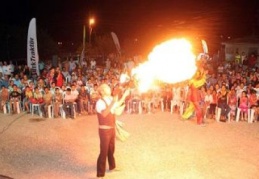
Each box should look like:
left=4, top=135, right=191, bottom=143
left=227, top=87, right=238, bottom=121
left=249, top=89, right=259, bottom=122
left=217, top=85, right=230, bottom=121
left=239, top=91, right=249, bottom=121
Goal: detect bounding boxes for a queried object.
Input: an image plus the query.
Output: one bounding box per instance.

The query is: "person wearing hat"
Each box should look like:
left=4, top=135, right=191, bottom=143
left=96, top=83, right=129, bottom=178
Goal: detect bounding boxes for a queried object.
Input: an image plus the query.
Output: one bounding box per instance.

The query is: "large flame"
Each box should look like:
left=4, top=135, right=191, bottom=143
left=132, top=38, right=197, bottom=92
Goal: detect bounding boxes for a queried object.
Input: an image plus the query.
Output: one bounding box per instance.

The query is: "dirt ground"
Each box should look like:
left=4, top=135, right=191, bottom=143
left=0, top=111, right=258, bottom=179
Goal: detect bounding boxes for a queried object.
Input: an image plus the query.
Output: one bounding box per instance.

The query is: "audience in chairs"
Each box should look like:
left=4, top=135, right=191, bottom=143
left=0, top=53, right=258, bottom=125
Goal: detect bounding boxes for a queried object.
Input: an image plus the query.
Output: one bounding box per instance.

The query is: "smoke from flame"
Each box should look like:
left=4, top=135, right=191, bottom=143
left=132, top=38, right=197, bottom=92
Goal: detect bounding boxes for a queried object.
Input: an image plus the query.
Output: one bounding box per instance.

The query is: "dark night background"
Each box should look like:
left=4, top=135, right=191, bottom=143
left=0, top=0, right=259, bottom=59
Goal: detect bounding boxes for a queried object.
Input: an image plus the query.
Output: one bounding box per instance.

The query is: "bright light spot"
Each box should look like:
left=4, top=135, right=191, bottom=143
left=120, top=73, right=130, bottom=84
left=132, top=38, right=197, bottom=92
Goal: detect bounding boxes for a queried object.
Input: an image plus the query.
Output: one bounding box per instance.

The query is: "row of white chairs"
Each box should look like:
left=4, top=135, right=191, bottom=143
left=3, top=101, right=76, bottom=119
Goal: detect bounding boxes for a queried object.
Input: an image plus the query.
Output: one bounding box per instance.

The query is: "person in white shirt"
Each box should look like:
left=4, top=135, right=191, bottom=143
left=95, top=83, right=129, bottom=178
left=2, top=61, right=11, bottom=76
left=0, top=62, right=3, bottom=75
left=63, top=88, right=77, bottom=119
left=9, top=61, right=14, bottom=74
left=90, top=59, right=96, bottom=69
left=69, top=58, right=76, bottom=73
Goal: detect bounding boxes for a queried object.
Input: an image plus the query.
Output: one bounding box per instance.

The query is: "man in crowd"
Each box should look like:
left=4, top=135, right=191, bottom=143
left=77, top=85, right=89, bottom=115
left=63, top=88, right=77, bottom=119
left=96, top=83, right=129, bottom=178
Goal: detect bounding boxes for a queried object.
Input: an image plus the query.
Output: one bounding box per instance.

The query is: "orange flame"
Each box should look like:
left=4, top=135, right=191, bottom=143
left=132, top=38, right=197, bottom=92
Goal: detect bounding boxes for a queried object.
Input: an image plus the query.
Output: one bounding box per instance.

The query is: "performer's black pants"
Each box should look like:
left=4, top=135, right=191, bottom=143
left=97, top=128, right=116, bottom=177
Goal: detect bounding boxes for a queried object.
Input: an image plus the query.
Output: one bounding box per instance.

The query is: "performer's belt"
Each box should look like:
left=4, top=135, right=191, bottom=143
left=99, top=125, right=114, bottom=129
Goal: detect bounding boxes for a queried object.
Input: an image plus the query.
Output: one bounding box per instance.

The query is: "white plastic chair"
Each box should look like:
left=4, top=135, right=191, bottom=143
left=247, top=108, right=255, bottom=123
left=47, top=104, right=54, bottom=118
left=236, top=107, right=249, bottom=122
left=31, top=103, right=42, bottom=117
left=216, top=107, right=231, bottom=123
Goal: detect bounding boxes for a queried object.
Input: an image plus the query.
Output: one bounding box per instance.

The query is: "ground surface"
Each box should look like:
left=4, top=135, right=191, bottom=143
left=0, top=111, right=259, bottom=179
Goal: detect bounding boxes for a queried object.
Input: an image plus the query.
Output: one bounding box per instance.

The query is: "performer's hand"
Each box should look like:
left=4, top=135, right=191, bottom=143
left=113, top=95, right=119, bottom=102
left=122, top=89, right=130, bottom=99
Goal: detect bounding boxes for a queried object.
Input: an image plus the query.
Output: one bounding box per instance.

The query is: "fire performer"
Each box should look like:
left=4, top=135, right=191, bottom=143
left=96, top=83, right=130, bottom=178
left=182, top=58, right=207, bottom=125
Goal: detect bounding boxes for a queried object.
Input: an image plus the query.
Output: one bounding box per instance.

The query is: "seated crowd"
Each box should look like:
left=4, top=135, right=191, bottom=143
left=0, top=58, right=258, bottom=123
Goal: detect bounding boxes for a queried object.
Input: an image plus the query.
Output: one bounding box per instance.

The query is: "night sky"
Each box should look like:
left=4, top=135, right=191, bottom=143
left=1, top=0, right=259, bottom=54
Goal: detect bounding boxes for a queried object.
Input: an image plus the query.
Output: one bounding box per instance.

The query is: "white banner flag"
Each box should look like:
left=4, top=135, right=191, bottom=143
left=27, top=18, right=40, bottom=76
left=111, top=32, right=121, bottom=54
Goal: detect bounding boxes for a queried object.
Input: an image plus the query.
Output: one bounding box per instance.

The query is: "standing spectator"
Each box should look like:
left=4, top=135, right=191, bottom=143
left=2, top=61, right=11, bottom=76
left=69, top=58, right=76, bottom=73
left=54, top=67, right=64, bottom=88
left=9, top=61, right=14, bottom=74
left=46, top=67, right=55, bottom=87
left=235, top=51, right=241, bottom=65
left=38, top=60, right=45, bottom=73
left=248, top=54, right=257, bottom=69
left=90, top=58, right=96, bottom=69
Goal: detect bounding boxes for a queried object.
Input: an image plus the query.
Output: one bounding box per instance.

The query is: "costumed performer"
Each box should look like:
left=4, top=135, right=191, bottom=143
left=182, top=59, right=207, bottom=125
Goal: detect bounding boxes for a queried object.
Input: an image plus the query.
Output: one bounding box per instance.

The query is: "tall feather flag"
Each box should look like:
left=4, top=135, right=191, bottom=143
left=27, top=18, right=40, bottom=76
left=201, top=40, right=208, bottom=54
left=111, top=32, right=121, bottom=55
left=79, top=25, right=86, bottom=66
